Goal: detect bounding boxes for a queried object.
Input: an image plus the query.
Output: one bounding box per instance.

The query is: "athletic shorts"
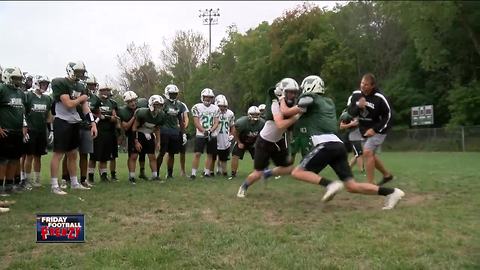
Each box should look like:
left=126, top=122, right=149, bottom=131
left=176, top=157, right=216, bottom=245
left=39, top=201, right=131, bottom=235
left=53, top=118, right=80, bottom=152
left=363, top=133, right=387, bottom=152
left=79, top=128, right=94, bottom=154
left=90, top=131, right=115, bottom=162
left=194, top=136, right=217, bottom=155
left=216, top=149, right=230, bottom=162
left=0, top=130, right=24, bottom=161
left=299, top=141, right=353, bottom=181
left=253, top=136, right=291, bottom=171
left=25, top=129, right=47, bottom=156
left=351, top=140, right=363, bottom=157
left=161, top=133, right=181, bottom=155
left=232, top=142, right=255, bottom=160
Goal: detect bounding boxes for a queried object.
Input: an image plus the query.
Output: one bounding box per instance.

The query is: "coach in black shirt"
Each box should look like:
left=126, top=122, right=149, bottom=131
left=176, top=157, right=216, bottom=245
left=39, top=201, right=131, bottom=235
left=347, top=73, right=393, bottom=185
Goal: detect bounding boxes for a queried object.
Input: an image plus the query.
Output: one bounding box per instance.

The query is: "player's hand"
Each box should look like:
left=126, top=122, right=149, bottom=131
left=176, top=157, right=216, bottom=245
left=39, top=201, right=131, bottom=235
left=350, top=119, right=359, bottom=127
left=110, top=115, right=119, bottom=123
left=135, top=140, right=142, bottom=152
left=91, top=123, right=98, bottom=139
left=77, top=94, right=88, bottom=103
left=0, top=127, right=8, bottom=138
left=23, top=129, right=30, bottom=143
left=357, top=97, right=367, bottom=109
left=228, top=135, right=234, bottom=142
left=48, top=131, right=54, bottom=145
left=204, top=130, right=211, bottom=138
left=364, top=128, right=376, bottom=137
left=238, top=142, right=244, bottom=149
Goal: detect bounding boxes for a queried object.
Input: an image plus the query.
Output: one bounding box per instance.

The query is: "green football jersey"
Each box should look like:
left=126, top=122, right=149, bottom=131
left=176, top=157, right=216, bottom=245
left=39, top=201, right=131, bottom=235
left=294, top=93, right=338, bottom=138
left=51, top=77, right=86, bottom=104
left=234, top=116, right=265, bottom=145
left=162, top=99, right=184, bottom=130
left=25, top=92, right=52, bottom=131
left=0, top=84, right=26, bottom=131
left=135, top=108, right=165, bottom=133
left=89, top=96, right=117, bottom=132
left=117, top=105, right=136, bottom=134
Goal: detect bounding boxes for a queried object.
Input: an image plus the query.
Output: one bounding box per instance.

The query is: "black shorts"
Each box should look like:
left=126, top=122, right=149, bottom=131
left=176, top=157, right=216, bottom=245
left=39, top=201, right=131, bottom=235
left=53, top=118, right=80, bottom=152
left=253, top=136, right=291, bottom=171
left=161, top=133, right=181, bottom=155
left=0, top=131, right=24, bottom=161
left=194, top=136, right=217, bottom=155
left=217, top=149, right=230, bottom=162
left=232, top=142, right=255, bottom=160
left=299, top=141, right=353, bottom=181
left=90, top=131, right=115, bottom=162
left=25, top=129, right=47, bottom=156
left=111, top=133, right=118, bottom=158
left=351, top=140, right=363, bottom=157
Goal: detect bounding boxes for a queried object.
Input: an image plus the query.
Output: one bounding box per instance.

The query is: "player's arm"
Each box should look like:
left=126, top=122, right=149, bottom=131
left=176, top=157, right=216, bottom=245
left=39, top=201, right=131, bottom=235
left=211, top=116, right=219, bottom=132
left=272, top=101, right=301, bottom=130
left=60, top=94, right=87, bottom=109
left=81, top=99, right=97, bottom=138
left=182, top=111, right=189, bottom=129
left=280, top=97, right=303, bottom=117
left=122, top=116, right=135, bottom=131
left=193, top=116, right=204, bottom=133
left=154, top=127, right=161, bottom=152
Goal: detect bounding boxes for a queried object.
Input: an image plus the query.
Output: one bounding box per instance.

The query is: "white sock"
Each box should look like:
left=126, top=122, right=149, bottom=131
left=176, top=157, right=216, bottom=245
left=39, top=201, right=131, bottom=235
left=34, top=171, right=40, bottom=181
left=87, top=167, right=95, bottom=174
left=100, top=168, right=108, bottom=175
left=151, top=172, right=158, bottom=178
left=204, top=169, right=211, bottom=175
left=21, top=171, right=25, bottom=180
left=191, top=169, right=197, bottom=176
left=51, top=178, right=59, bottom=188
left=129, top=172, right=136, bottom=178
left=70, top=176, right=79, bottom=186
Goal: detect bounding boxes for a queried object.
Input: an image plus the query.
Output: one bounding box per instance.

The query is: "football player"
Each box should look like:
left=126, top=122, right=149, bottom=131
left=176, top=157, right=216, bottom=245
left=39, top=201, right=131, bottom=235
left=213, top=95, right=235, bottom=177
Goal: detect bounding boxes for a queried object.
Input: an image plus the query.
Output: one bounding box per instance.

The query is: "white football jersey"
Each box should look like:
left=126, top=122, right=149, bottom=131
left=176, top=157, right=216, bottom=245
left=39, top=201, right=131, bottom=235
left=215, top=109, right=235, bottom=150
left=191, top=103, right=220, bottom=136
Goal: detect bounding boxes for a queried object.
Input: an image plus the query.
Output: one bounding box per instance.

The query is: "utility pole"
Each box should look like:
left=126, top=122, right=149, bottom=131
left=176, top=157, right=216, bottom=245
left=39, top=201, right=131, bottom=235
left=199, top=8, right=220, bottom=68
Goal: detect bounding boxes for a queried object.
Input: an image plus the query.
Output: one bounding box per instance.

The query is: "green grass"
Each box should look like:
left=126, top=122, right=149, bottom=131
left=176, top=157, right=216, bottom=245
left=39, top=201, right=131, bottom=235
left=1, top=152, right=479, bottom=269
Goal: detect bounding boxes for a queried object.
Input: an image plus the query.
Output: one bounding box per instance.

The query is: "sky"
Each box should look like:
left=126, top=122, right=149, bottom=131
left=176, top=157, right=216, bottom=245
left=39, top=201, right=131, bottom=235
left=0, top=1, right=344, bottom=85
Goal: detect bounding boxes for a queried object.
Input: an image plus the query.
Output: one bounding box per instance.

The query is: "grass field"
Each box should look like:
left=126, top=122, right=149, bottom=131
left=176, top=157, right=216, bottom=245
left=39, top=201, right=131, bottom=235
left=1, top=152, right=479, bottom=269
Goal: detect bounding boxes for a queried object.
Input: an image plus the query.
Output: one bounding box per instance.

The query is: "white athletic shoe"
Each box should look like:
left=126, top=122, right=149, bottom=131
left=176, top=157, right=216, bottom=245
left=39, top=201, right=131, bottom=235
left=60, top=179, right=68, bottom=189
left=31, top=179, right=42, bottom=187
left=82, top=181, right=94, bottom=188
left=71, top=184, right=91, bottom=190
left=382, top=188, right=405, bottom=210
left=237, top=185, right=247, bottom=198
left=0, top=207, right=10, bottom=213
left=52, top=187, right=68, bottom=195
left=322, top=181, right=344, bottom=202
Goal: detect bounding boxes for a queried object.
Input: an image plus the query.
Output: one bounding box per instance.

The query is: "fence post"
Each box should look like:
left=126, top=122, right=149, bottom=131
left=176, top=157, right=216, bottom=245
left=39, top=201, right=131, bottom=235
left=461, top=126, right=465, bottom=152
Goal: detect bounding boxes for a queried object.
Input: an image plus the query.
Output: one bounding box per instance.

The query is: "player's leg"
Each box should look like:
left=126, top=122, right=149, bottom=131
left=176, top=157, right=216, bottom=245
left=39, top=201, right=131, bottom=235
left=190, top=137, right=205, bottom=179
left=237, top=137, right=270, bottom=198
left=156, top=133, right=168, bottom=176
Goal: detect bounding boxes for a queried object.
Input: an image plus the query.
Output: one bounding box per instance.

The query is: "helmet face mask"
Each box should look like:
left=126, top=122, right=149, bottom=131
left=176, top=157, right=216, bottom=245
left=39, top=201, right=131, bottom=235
left=279, top=78, right=300, bottom=107
left=215, top=95, right=228, bottom=112
left=164, top=84, right=180, bottom=101
left=99, top=88, right=110, bottom=99
left=123, top=90, right=138, bottom=109
left=2, top=67, right=24, bottom=88
left=34, top=75, right=50, bottom=93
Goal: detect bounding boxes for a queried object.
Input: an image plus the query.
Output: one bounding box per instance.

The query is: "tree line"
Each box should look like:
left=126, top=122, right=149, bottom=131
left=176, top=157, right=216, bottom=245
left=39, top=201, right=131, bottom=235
left=116, top=1, right=480, bottom=129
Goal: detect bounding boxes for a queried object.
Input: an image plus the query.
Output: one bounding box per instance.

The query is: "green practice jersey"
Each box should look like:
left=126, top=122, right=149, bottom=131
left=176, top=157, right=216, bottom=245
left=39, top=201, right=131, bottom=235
left=135, top=108, right=166, bottom=133
left=0, top=84, right=26, bottom=131
left=234, top=116, right=265, bottom=145
left=25, top=91, right=52, bottom=131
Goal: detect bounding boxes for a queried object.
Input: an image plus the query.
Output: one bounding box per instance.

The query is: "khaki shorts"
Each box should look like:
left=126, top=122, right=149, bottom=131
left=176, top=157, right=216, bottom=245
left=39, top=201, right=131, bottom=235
left=363, top=133, right=386, bottom=152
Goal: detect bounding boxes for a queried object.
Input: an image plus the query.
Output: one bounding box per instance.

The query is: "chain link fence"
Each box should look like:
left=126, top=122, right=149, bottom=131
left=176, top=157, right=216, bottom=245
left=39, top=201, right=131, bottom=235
left=383, top=126, right=480, bottom=152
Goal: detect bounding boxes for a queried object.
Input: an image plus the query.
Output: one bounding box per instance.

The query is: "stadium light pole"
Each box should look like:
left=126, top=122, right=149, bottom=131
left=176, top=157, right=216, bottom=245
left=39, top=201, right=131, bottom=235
left=199, top=8, right=220, bottom=68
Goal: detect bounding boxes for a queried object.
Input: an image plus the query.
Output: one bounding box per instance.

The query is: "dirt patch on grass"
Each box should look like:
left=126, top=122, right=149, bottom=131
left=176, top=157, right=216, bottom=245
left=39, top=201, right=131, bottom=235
left=264, top=210, right=284, bottom=226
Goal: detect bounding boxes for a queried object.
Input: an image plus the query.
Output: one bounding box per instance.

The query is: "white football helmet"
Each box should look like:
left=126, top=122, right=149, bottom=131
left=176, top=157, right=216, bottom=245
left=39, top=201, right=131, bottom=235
left=258, top=104, right=266, bottom=112
left=97, top=84, right=112, bottom=99
left=200, top=88, right=215, bottom=106
left=247, top=106, right=261, bottom=121
left=215, top=94, right=228, bottom=107
left=123, top=90, right=138, bottom=102
left=66, top=61, right=87, bottom=81
left=148, top=94, right=164, bottom=112
left=2, top=67, right=23, bottom=87
left=279, top=78, right=300, bottom=94
left=274, top=82, right=283, bottom=98
left=85, top=75, right=98, bottom=92
left=301, top=75, right=325, bottom=94
left=164, top=84, right=179, bottom=101
left=33, top=75, right=50, bottom=92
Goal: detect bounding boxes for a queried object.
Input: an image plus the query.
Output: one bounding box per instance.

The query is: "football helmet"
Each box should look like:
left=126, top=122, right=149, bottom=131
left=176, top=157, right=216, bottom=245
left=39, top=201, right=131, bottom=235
left=200, top=88, right=215, bottom=106
left=148, top=94, right=164, bottom=113
left=2, top=67, right=23, bottom=88
left=33, top=75, right=50, bottom=93
left=301, top=75, right=325, bottom=94
left=164, top=84, right=179, bottom=101
left=247, top=106, right=261, bottom=121
left=66, top=61, right=87, bottom=81
left=215, top=94, right=228, bottom=107
left=123, top=90, right=138, bottom=102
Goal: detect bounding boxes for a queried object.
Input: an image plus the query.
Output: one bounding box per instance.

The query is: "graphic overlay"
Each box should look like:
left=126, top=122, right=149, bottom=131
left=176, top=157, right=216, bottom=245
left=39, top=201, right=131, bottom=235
left=36, top=214, right=85, bottom=243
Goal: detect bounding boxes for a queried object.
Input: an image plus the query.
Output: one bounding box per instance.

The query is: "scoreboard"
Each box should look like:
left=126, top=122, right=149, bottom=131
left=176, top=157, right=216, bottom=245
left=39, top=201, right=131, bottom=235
left=411, top=105, right=434, bottom=126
